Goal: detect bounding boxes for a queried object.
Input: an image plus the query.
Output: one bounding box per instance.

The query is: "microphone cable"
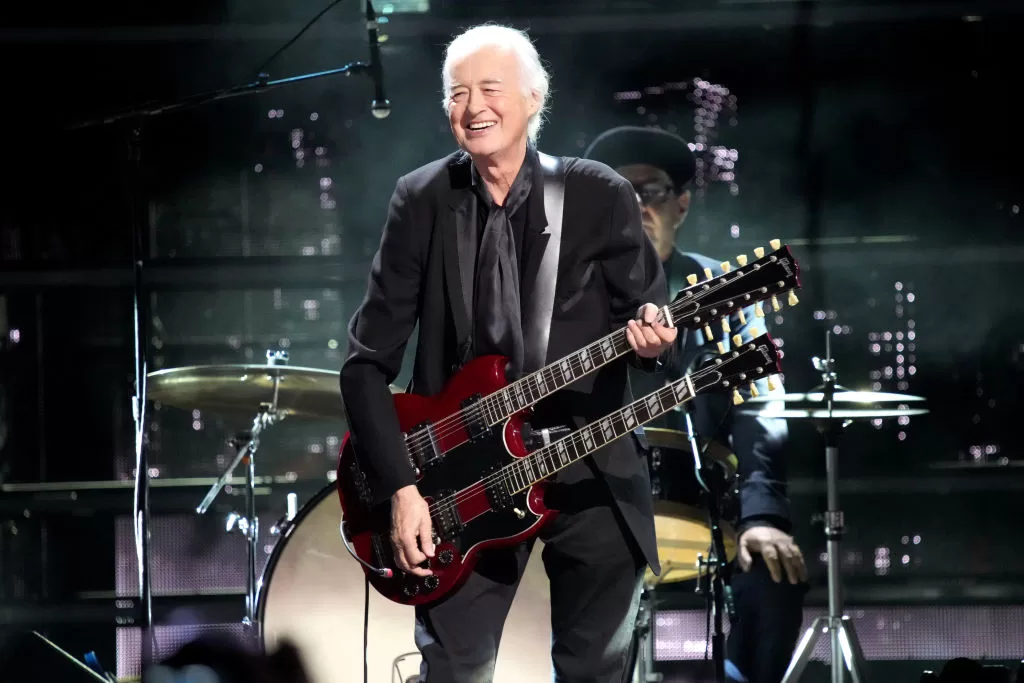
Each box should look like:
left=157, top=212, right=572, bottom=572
left=251, top=0, right=348, bottom=78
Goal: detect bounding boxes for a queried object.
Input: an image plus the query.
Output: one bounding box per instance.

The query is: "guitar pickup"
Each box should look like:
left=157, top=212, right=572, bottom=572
left=461, top=394, right=491, bottom=442
left=481, top=462, right=514, bottom=511
left=432, top=489, right=464, bottom=539
left=407, top=422, right=442, bottom=469
left=485, top=479, right=513, bottom=511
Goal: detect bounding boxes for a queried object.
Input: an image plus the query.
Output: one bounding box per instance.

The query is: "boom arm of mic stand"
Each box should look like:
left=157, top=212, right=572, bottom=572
left=68, top=62, right=373, bottom=130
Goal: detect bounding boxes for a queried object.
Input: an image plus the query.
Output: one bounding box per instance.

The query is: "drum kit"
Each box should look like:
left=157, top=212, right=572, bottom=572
left=144, top=331, right=927, bottom=683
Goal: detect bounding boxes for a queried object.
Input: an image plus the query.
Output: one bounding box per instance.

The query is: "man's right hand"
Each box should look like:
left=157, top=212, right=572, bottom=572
left=390, top=484, right=435, bottom=576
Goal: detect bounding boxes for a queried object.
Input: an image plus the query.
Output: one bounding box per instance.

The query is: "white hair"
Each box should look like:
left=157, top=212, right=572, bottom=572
left=441, top=24, right=551, bottom=142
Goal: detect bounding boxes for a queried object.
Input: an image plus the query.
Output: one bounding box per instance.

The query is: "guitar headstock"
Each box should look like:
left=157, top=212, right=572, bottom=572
left=666, top=239, right=801, bottom=346
left=691, top=332, right=783, bottom=405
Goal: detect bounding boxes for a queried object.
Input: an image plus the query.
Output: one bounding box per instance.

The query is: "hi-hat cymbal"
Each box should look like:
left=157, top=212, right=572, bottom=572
left=736, top=384, right=928, bottom=420
left=147, top=363, right=398, bottom=420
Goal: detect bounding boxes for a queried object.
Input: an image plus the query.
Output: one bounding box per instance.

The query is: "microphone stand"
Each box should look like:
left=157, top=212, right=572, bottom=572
left=686, top=407, right=734, bottom=683
left=68, top=57, right=377, bottom=672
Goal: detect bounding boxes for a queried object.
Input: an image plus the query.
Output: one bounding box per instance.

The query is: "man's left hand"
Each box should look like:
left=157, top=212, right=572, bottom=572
left=626, top=303, right=677, bottom=358
left=738, top=525, right=807, bottom=585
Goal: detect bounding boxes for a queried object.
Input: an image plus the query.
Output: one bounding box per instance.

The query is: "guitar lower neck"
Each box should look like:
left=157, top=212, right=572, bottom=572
left=504, top=370, right=701, bottom=492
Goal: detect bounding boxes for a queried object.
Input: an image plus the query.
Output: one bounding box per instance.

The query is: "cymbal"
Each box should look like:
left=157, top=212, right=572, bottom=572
left=736, top=384, right=928, bottom=420
left=147, top=363, right=398, bottom=420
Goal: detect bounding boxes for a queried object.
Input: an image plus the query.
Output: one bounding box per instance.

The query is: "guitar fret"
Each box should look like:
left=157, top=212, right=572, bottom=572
left=600, top=337, right=615, bottom=360
left=599, top=417, right=615, bottom=441
left=645, top=393, right=662, bottom=417
left=513, top=382, right=527, bottom=410
left=534, top=372, right=549, bottom=397
left=559, top=358, right=573, bottom=383
left=555, top=440, right=569, bottom=466
left=582, top=427, right=595, bottom=451
left=623, top=406, right=637, bottom=429
left=500, top=389, right=514, bottom=416
left=578, top=348, right=593, bottom=372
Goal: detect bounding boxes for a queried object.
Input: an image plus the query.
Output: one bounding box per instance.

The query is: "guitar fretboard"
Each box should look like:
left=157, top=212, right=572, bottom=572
left=477, top=325, right=637, bottom=425
left=502, top=367, right=707, bottom=492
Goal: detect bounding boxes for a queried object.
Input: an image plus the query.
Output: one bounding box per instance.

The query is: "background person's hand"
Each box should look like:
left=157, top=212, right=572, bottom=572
left=737, top=525, right=807, bottom=584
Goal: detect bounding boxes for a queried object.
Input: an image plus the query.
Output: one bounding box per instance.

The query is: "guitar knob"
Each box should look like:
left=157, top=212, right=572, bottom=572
left=402, top=581, right=420, bottom=597
left=423, top=575, right=440, bottom=592
left=438, top=549, right=454, bottom=565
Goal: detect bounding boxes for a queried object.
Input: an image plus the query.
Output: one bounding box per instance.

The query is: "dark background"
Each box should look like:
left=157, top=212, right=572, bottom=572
left=1, top=0, right=1022, bottom=679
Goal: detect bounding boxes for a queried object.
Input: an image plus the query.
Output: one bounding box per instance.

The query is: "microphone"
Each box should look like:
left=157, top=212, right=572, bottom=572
left=365, top=1, right=391, bottom=119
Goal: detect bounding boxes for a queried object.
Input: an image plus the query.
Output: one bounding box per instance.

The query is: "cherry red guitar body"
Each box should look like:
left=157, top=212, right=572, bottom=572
left=336, top=354, right=554, bottom=606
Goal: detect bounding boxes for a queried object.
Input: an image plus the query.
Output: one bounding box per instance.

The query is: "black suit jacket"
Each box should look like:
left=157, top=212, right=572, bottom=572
left=340, top=149, right=667, bottom=572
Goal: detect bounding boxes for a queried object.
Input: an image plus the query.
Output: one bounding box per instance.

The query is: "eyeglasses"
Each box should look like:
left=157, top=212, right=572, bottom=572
left=631, top=182, right=675, bottom=207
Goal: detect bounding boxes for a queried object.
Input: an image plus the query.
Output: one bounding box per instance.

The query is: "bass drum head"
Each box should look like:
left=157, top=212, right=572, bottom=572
left=258, top=483, right=554, bottom=682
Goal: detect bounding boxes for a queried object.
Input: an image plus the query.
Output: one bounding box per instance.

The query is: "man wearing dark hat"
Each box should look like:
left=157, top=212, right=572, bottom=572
left=585, top=125, right=808, bottom=683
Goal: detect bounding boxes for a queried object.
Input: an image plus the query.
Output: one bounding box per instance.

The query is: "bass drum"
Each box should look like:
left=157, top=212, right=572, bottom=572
left=258, top=483, right=555, bottom=683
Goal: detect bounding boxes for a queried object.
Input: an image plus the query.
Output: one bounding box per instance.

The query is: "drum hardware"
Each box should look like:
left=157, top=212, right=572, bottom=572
left=740, top=331, right=929, bottom=683
left=268, top=493, right=300, bottom=537
left=630, top=421, right=739, bottom=683
left=685, top=407, right=734, bottom=683
left=192, top=349, right=291, bottom=640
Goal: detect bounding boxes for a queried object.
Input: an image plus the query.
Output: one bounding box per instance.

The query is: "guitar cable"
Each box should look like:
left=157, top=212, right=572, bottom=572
left=364, top=574, right=370, bottom=683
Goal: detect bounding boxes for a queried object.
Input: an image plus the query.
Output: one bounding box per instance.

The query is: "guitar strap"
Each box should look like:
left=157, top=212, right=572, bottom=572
left=522, top=151, right=565, bottom=373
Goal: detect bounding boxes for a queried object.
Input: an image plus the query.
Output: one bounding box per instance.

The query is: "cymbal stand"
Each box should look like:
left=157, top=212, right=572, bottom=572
left=630, top=583, right=662, bottom=683
left=782, top=332, right=867, bottom=683
left=687, top=409, right=734, bottom=683
left=196, top=349, right=288, bottom=638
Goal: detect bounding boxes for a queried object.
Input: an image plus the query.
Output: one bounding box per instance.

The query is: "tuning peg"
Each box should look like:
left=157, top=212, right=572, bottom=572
left=720, top=261, right=731, bottom=273
left=721, top=318, right=730, bottom=334
left=703, top=267, right=713, bottom=280
left=732, top=389, right=744, bottom=405
left=754, top=301, right=765, bottom=318
left=788, top=291, right=799, bottom=306
left=754, top=247, right=765, bottom=258
left=771, top=294, right=781, bottom=312
left=717, top=341, right=726, bottom=354
left=703, top=324, right=714, bottom=341
left=686, top=273, right=698, bottom=286
left=770, top=238, right=781, bottom=250
left=736, top=254, right=748, bottom=267
left=731, top=334, right=743, bottom=347
left=737, top=308, right=747, bottom=325
left=767, top=376, right=779, bottom=392
left=749, top=382, right=760, bottom=397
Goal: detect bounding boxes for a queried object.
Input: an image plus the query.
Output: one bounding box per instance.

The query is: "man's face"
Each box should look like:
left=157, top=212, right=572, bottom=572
left=446, top=46, right=538, bottom=160
left=616, top=163, right=691, bottom=262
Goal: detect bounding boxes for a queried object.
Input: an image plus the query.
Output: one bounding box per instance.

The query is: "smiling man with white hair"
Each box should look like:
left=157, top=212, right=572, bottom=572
left=340, top=24, right=676, bottom=682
